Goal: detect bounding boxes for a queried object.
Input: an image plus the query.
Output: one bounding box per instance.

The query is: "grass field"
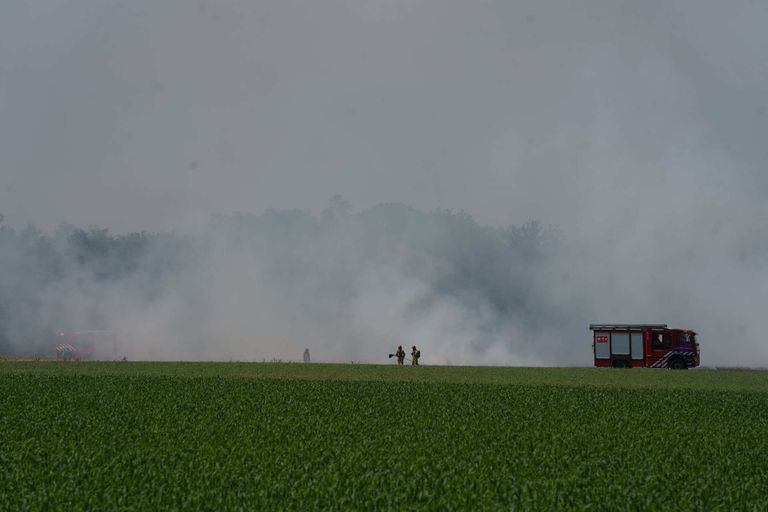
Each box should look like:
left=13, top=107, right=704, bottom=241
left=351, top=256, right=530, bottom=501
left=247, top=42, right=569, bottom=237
left=1, top=362, right=767, bottom=510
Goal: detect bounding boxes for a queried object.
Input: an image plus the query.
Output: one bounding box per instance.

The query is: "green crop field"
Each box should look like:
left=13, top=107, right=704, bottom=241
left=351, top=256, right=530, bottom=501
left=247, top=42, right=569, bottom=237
left=1, top=362, right=767, bottom=510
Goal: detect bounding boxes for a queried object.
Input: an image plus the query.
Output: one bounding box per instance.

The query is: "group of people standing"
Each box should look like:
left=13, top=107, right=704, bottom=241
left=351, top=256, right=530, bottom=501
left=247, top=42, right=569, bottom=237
left=394, top=345, right=420, bottom=366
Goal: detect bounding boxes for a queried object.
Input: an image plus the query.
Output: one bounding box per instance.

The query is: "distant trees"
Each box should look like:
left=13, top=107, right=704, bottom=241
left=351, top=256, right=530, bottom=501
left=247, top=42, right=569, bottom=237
left=0, top=224, right=193, bottom=354
left=0, top=202, right=564, bottom=356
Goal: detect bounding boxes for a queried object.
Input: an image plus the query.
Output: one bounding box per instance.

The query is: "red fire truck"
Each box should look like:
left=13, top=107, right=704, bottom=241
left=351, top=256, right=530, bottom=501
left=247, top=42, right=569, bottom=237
left=590, top=324, right=700, bottom=369
left=54, top=331, right=118, bottom=361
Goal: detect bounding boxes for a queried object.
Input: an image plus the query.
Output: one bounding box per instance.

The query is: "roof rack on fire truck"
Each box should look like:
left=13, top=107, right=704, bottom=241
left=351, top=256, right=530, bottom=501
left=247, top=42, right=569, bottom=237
left=589, top=324, right=668, bottom=330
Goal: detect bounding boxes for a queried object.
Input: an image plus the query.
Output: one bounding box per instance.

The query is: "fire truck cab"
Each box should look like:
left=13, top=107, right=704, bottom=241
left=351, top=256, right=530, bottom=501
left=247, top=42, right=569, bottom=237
left=54, top=330, right=118, bottom=361
left=590, top=324, right=699, bottom=369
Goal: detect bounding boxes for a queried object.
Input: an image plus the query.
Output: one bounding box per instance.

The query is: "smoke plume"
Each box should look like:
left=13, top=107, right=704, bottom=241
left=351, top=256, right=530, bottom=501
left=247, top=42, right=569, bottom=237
left=2, top=1, right=768, bottom=365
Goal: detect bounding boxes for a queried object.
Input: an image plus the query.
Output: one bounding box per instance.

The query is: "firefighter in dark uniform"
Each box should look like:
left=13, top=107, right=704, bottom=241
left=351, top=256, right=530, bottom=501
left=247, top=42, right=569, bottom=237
left=411, top=345, right=420, bottom=366
left=395, top=345, right=406, bottom=365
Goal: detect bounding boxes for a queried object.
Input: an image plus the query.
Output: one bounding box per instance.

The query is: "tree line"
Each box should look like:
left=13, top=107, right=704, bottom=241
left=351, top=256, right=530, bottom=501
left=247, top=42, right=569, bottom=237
left=0, top=202, right=566, bottom=356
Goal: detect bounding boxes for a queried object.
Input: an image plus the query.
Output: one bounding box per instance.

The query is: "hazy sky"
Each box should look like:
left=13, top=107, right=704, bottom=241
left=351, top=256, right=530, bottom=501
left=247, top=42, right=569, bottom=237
left=3, top=0, right=767, bottom=234
left=2, top=1, right=768, bottom=365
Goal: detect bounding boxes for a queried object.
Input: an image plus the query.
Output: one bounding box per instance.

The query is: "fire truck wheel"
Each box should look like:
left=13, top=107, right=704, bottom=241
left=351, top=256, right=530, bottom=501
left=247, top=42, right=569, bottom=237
left=669, top=358, right=687, bottom=370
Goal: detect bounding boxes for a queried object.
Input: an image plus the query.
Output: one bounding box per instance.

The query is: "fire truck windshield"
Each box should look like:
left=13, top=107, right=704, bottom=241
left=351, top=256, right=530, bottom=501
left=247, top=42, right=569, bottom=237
left=678, top=333, right=696, bottom=344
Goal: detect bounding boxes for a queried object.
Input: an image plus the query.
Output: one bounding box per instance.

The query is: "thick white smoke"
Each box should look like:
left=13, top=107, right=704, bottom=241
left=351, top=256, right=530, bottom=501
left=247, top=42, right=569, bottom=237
left=2, top=1, right=768, bottom=366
